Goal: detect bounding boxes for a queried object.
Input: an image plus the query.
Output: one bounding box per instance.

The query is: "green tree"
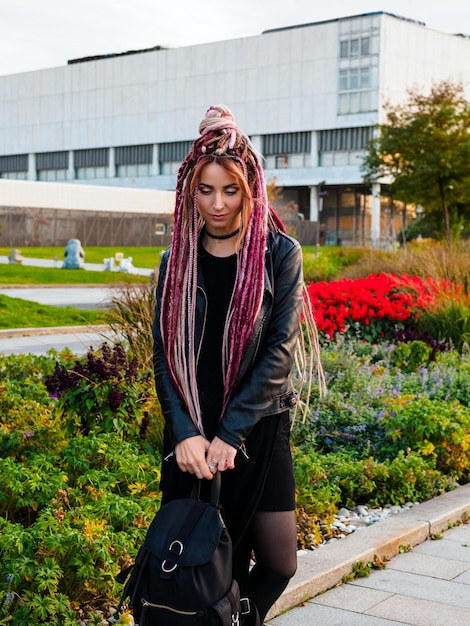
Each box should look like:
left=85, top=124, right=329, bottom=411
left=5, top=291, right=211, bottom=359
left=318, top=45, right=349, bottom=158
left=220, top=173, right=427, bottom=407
left=362, top=81, right=470, bottom=244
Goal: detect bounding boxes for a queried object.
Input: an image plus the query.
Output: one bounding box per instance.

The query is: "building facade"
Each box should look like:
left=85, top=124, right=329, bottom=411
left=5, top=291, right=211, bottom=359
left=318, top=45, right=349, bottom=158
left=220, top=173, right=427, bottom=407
left=1, top=11, right=469, bottom=246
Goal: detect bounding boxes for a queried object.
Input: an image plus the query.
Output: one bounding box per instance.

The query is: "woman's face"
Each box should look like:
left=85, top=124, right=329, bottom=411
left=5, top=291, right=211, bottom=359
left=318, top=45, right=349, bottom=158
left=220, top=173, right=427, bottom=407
left=197, top=162, right=243, bottom=234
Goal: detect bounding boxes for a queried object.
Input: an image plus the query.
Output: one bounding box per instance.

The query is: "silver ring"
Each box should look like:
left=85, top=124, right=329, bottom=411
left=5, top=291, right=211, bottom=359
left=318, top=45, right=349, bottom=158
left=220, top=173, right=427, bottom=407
left=195, top=468, right=201, bottom=474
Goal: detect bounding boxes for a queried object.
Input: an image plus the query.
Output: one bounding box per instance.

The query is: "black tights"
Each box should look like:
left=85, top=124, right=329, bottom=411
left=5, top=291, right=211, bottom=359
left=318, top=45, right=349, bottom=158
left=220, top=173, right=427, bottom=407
left=233, top=510, right=297, bottom=623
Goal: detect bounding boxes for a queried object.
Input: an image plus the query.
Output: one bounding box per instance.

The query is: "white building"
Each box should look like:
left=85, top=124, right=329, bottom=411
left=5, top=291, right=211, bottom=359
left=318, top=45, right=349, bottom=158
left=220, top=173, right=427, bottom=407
left=1, top=11, right=469, bottom=246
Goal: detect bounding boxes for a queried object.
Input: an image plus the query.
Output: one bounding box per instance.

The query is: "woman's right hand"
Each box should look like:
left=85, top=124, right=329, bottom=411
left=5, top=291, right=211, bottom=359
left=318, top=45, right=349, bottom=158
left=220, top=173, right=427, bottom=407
left=175, top=435, right=213, bottom=480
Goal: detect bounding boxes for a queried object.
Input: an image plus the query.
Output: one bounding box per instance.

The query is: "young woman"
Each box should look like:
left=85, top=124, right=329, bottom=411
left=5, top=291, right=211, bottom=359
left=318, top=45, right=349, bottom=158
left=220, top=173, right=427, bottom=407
left=152, top=104, right=322, bottom=624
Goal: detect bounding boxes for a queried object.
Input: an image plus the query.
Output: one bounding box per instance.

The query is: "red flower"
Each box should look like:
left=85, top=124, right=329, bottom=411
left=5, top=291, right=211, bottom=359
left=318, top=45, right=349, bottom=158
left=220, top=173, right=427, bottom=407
left=307, top=273, right=464, bottom=340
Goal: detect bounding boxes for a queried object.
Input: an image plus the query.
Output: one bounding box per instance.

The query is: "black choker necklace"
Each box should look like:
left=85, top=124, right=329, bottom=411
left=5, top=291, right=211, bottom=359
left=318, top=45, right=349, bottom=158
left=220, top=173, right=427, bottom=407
left=204, top=227, right=240, bottom=243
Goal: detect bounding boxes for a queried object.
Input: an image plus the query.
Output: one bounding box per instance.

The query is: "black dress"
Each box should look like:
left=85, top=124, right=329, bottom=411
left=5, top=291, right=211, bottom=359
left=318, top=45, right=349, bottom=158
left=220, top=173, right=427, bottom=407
left=160, top=246, right=295, bottom=551
left=198, top=247, right=295, bottom=512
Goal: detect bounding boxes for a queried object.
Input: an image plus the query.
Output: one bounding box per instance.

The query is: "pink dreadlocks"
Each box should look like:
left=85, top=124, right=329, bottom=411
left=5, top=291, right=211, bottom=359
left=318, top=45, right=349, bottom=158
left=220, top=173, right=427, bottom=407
left=160, top=104, right=285, bottom=434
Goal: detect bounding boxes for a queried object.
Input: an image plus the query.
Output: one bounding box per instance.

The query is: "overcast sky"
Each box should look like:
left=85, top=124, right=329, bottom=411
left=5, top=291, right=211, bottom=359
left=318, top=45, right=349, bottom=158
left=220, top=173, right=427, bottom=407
left=1, top=0, right=470, bottom=76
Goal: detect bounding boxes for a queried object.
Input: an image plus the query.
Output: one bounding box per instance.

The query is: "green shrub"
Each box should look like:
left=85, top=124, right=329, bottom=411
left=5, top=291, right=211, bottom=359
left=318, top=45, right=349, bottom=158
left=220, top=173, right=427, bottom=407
left=0, top=354, right=67, bottom=460
left=302, top=247, right=363, bottom=283
left=416, top=301, right=470, bottom=353
left=292, top=447, right=341, bottom=549
left=389, top=340, right=434, bottom=373
left=321, top=451, right=452, bottom=507
left=2, top=335, right=470, bottom=622
left=382, top=396, right=470, bottom=479
left=0, top=433, right=161, bottom=625
left=108, top=279, right=157, bottom=368
left=45, top=343, right=164, bottom=448
left=342, top=241, right=470, bottom=293
left=292, top=447, right=341, bottom=518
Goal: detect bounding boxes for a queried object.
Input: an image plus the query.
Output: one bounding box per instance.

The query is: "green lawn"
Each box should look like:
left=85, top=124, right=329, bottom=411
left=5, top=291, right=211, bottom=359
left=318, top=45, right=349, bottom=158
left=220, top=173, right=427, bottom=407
left=0, top=244, right=363, bottom=328
left=0, top=247, right=159, bottom=329
left=0, top=294, right=111, bottom=329
left=0, top=264, right=150, bottom=285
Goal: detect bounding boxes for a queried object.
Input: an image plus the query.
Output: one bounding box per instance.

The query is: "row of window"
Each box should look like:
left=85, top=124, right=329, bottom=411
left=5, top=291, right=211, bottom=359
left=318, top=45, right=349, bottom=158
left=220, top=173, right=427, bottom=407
left=340, top=36, right=370, bottom=59
left=0, top=128, right=374, bottom=178
left=339, top=67, right=370, bottom=91
left=319, top=126, right=374, bottom=151
left=339, top=25, right=378, bottom=114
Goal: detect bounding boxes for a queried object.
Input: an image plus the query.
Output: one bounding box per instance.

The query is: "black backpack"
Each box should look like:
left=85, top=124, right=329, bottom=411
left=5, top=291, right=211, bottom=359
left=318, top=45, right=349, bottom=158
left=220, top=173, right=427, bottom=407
left=115, top=473, right=245, bottom=625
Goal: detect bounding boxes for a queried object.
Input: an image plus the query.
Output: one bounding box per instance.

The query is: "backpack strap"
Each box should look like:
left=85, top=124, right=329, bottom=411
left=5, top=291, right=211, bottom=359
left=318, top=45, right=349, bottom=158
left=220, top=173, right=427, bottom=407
left=190, top=471, right=222, bottom=505
left=114, top=545, right=149, bottom=617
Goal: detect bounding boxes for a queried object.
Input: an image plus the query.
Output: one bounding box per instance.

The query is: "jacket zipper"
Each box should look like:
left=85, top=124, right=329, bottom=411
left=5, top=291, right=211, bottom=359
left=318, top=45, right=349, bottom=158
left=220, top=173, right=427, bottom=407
left=142, top=598, right=201, bottom=616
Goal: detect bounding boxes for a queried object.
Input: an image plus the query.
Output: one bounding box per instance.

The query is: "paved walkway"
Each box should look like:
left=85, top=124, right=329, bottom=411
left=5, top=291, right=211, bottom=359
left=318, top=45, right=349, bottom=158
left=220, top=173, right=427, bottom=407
left=267, top=484, right=470, bottom=625
left=0, top=325, right=114, bottom=355
left=0, top=286, right=114, bottom=309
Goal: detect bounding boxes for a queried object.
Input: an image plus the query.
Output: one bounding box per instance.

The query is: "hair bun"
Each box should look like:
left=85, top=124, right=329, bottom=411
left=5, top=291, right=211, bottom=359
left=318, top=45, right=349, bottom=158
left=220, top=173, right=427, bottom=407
left=198, top=104, right=237, bottom=136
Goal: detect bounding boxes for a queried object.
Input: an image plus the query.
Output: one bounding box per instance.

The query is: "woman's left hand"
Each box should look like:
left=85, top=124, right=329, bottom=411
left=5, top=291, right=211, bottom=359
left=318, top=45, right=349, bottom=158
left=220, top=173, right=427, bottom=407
left=206, top=437, right=237, bottom=473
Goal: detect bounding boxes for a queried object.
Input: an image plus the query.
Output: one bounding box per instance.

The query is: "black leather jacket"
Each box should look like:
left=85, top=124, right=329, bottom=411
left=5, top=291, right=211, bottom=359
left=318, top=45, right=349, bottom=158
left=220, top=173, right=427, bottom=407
left=152, top=229, right=303, bottom=451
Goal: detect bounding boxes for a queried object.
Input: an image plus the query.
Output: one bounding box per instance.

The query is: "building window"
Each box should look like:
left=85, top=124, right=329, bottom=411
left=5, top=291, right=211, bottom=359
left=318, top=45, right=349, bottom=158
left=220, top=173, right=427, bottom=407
left=262, top=132, right=311, bottom=169
left=263, top=132, right=311, bottom=155
left=36, top=151, right=69, bottom=181
left=361, top=37, right=370, bottom=56
left=338, top=67, right=372, bottom=114
left=115, top=144, right=152, bottom=165
left=38, top=169, right=67, bottom=181
left=339, top=68, right=370, bottom=91
left=0, top=171, right=28, bottom=180
left=0, top=154, right=28, bottom=176
left=319, top=127, right=374, bottom=152
left=275, top=155, right=289, bottom=168
left=74, top=148, right=109, bottom=168
left=115, top=144, right=153, bottom=178
left=159, top=140, right=193, bottom=175
left=116, top=163, right=152, bottom=177
left=76, top=166, right=108, bottom=180
left=340, top=37, right=370, bottom=58
left=36, top=151, right=69, bottom=170
left=74, top=148, right=108, bottom=179
left=319, top=127, right=373, bottom=166
left=160, top=161, right=181, bottom=175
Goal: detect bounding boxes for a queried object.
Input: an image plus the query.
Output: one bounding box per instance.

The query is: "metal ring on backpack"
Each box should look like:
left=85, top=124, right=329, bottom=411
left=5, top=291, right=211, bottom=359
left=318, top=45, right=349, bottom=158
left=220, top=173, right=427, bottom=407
left=161, top=540, right=184, bottom=573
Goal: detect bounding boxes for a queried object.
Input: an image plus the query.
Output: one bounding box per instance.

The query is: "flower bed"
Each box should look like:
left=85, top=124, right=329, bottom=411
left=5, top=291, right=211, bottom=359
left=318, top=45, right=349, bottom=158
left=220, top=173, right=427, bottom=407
left=1, top=284, right=470, bottom=623
left=307, top=273, right=468, bottom=342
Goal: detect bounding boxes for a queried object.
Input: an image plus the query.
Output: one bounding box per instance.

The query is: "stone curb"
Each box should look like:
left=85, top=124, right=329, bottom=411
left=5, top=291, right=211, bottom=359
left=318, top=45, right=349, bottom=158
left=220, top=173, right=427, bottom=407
left=267, top=482, right=470, bottom=620
left=0, top=325, right=110, bottom=338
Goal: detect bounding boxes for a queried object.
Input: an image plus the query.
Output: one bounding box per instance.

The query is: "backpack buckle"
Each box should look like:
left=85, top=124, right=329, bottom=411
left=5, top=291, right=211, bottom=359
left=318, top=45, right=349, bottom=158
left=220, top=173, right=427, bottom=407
left=161, top=540, right=184, bottom=573
left=240, top=597, right=251, bottom=615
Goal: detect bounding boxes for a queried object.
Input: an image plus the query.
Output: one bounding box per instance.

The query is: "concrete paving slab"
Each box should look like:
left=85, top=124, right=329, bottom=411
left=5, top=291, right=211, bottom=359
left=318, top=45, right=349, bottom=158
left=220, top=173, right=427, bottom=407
left=268, top=489, right=470, bottom=624
left=387, top=551, right=470, bottom=579
left=351, top=569, right=470, bottom=609
left=269, top=602, right=405, bottom=625
left=267, top=515, right=429, bottom=618
left=455, top=569, right=470, bottom=585
left=366, top=593, right=470, bottom=626
left=310, top=583, right=393, bottom=612
left=267, top=485, right=470, bottom=621
left=414, top=537, right=470, bottom=562
left=440, top=523, right=470, bottom=543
